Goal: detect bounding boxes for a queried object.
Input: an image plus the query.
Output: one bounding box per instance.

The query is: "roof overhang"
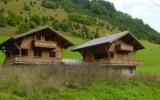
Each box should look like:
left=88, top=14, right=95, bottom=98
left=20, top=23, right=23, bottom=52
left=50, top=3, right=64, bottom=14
left=72, top=31, right=145, bottom=52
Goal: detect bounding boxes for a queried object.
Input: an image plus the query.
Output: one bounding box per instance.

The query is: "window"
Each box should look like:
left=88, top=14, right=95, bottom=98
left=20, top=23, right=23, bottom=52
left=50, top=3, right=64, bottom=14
left=110, top=52, right=114, bottom=58
left=21, top=49, right=28, bottom=56
left=36, top=34, right=41, bottom=40
left=34, top=50, right=42, bottom=57
left=7, top=52, right=11, bottom=57
left=50, top=51, right=56, bottom=57
left=45, top=35, right=53, bottom=41
left=13, top=49, right=19, bottom=56
left=94, top=53, right=108, bottom=60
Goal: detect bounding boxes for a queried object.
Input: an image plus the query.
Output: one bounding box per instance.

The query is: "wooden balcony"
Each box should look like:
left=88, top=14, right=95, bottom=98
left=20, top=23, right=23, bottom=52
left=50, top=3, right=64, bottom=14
left=116, top=44, right=134, bottom=51
left=33, top=40, right=56, bottom=49
left=95, top=59, right=143, bottom=66
left=6, top=56, right=59, bottom=65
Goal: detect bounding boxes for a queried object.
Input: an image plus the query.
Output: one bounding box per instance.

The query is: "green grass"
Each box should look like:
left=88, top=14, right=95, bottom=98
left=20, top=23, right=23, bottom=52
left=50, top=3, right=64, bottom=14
left=0, top=66, right=160, bottom=100
left=0, top=36, right=10, bottom=64
left=63, top=34, right=85, bottom=60
left=136, top=41, right=160, bottom=74
left=51, top=81, right=160, bottom=100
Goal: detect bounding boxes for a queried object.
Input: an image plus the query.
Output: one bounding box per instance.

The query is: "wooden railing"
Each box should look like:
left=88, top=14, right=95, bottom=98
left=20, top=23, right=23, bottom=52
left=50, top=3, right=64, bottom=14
left=6, top=56, right=58, bottom=64
left=33, top=40, right=56, bottom=49
left=96, top=59, right=143, bottom=65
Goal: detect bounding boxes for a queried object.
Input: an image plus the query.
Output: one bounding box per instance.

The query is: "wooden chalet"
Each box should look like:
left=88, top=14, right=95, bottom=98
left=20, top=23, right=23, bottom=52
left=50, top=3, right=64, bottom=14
left=72, top=31, right=145, bottom=76
left=0, top=26, right=74, bottom=65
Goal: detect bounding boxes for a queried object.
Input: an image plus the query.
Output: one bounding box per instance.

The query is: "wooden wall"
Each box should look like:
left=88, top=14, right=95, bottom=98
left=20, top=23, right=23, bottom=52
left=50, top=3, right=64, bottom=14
left=6, top=32, right=64, bottom=62
left=83, top=39, right=136, bottom=63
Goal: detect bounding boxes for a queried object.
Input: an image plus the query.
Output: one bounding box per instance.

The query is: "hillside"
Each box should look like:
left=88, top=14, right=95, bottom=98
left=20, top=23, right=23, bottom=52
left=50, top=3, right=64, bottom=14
left=0, top=0, right=160, bottom=44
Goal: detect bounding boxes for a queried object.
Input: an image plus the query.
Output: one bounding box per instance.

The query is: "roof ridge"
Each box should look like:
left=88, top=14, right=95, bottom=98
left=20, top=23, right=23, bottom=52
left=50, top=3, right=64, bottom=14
left=72, top=31, right=144, bottom=51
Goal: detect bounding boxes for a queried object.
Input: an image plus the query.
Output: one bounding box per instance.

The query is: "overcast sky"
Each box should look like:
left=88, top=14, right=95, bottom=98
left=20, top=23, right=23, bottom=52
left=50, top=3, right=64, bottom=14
left=106, top=0, right=160, bottom=33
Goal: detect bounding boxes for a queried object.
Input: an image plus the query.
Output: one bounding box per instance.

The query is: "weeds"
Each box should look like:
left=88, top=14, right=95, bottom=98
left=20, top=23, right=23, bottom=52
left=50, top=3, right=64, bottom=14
left=0, top=64, right=159, bottom=99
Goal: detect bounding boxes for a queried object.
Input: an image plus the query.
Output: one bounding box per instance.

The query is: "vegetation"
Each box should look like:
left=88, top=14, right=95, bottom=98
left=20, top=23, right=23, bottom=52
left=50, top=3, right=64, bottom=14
left=0, top=0, right=160, bottom=99
left=0, top=65, right=159, bottom=100
left=0, top=0, right=160, bottom=44
left=137, top=41, right=160, bottom=74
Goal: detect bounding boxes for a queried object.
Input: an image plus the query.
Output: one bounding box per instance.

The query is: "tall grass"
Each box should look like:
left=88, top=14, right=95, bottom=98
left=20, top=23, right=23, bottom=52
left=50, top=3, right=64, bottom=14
left=0, top=64, right=160, bottom=99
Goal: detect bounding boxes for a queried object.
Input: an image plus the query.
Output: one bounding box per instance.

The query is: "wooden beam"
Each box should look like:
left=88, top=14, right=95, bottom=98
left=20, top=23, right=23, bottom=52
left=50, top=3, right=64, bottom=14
left=104, top=44, right=111, bottom=61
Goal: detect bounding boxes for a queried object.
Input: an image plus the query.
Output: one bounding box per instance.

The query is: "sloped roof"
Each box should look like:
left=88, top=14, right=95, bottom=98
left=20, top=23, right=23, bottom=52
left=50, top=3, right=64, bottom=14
left=0, top=26, right=74, bottom=48
left=72, top=31, right=145, bottom=51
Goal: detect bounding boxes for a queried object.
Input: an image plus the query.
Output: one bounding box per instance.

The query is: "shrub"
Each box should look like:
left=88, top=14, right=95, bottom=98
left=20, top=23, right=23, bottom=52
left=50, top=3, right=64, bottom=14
left=23, top=5, right=31, bottom=11
left=18, top=22, right=30, bottom=33
left=30, top=15, right=42, bottom=25
left=68, top=13, right=97, bottom=26
left=29, top=21, right=36, bottom=28
left=41, top=0, right=58, bottom=9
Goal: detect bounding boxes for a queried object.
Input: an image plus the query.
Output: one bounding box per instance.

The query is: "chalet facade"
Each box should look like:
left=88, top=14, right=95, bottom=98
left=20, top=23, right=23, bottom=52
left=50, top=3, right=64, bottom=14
left=0, top=26, right=74, bottom=65
left=72, top=31, right=145, bottom=76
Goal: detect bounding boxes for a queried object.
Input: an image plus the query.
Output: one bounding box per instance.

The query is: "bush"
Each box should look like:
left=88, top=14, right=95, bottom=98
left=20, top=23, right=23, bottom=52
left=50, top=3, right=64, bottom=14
left=42, top=0, right=58, bottom=9
left=23, top=5, right=31, bottom=11
left=29, top=21, right=36, bottom=28
left=68, top=13, right=97, bottom=26
left=18, top=22, right=30, bottom=33
left=30, top=15, right=42, bottom=25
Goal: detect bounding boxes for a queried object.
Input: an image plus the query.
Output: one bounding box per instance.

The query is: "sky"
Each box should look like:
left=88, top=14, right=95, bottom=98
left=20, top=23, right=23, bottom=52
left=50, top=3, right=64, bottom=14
left=106, top=0, right=160, bottom=33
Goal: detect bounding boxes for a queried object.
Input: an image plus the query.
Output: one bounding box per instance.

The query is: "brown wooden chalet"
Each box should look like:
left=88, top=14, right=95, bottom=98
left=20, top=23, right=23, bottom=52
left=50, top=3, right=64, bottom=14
left=72, top=31, right=145, bottom=66
left=0, top=26, right=74, bottom=65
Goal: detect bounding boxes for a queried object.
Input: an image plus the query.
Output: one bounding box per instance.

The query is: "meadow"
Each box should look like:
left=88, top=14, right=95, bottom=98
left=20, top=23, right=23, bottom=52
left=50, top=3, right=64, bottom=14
left=0, top=65, right=160, bottom=100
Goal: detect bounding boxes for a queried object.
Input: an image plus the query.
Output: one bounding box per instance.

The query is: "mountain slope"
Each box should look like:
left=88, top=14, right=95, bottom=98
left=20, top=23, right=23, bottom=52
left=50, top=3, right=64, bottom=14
left=0, top=0, right=160, bottom=44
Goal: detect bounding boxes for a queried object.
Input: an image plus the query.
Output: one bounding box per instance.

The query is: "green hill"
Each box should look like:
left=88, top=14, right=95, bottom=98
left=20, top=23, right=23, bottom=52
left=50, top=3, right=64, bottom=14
left=0, top=0, right=160, bottom=44
left=0, top=0, right=160, bottom=99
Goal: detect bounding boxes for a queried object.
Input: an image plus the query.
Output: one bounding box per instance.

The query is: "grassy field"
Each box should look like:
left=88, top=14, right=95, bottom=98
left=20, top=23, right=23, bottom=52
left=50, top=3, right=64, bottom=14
left=0, top=65, right=159, bottom=100
left=136, top=41, right=160, bottom=74
left=0, top=36, right=10, bottom=64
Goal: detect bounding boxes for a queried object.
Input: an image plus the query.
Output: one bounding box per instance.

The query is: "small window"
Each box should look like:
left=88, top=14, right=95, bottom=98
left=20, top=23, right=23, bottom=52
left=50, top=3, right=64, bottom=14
left=94, top=53, right=108, bottom=60
left=13, top=49, right=19, bottom=56
left=7, top=52, right=11, bottom=57
left=34, top=50, right=42, bottom=57
left=50, top=51, right=56, bottom=57
left=45, top=36, right=53, bottom=41
left=110, top=52, right=114, bottom=58
left=36, top=34, right=41, bottom=40
left=21, top=49, right=28, bottom=56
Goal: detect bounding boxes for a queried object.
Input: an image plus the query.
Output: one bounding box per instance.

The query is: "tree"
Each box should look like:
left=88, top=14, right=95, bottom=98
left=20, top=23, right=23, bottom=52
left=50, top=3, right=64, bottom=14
left=30, top=15, right=42, bottom=25
left=18, top=22, right=30, bottom=33
left=23, top=5, right=31, bottom=11
left=29, top=21, right=36, bottom=28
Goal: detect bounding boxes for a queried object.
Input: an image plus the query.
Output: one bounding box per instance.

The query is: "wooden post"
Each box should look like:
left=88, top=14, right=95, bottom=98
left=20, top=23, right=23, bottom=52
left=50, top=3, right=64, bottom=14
left=105, top=44, right=111, bottom=63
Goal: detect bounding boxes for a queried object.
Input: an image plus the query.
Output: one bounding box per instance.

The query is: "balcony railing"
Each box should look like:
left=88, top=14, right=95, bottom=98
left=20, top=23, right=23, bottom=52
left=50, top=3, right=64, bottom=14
left=33, top=40, right=56, bottom=49
left=95, top=59, right=143, bottom=65
left=6, top=56, right=59, bottom=65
